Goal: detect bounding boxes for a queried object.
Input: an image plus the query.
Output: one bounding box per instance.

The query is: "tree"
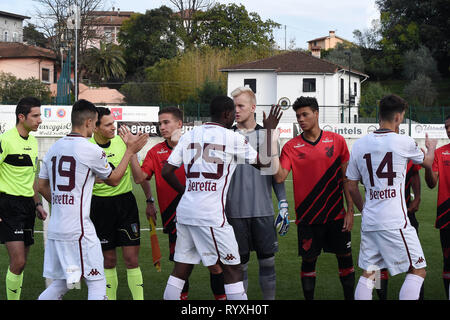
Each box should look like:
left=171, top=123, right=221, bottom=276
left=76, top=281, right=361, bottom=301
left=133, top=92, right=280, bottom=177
left=0, top=72, right=52, bottom=104
left=23, top=23, right=48, bottom=48
left=166, top=0, right=215, bottom=48
left=376, top=0, right=450, bottom=76
left=84, top=42, right=126, bottom=82
left=118, top=6, right=179, bottom=77
left=359, top=82, right=391, bottom=120
left=403, top=74, right=438, bottom=107
left=192, top=3, right=280, bottom=49
left=402, top=45, right=440, bottom=81
left=322, top=43, right=365, bottom=72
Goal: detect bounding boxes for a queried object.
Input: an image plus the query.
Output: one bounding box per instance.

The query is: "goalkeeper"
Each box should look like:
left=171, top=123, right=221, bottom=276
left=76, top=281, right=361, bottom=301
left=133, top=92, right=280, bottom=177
left=225, top=87, right=288, bottom=300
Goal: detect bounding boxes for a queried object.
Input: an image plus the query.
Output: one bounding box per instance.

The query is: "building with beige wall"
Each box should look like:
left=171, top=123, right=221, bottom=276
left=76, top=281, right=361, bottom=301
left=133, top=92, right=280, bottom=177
left=307, top=31, right=351, bottom=58
left=0, top=42, right=57, bottom=83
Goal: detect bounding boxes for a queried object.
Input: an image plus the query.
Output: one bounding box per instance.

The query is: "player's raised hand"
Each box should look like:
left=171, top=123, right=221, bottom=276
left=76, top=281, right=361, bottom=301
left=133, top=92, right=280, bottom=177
left=118, top=125, right=132, bottom=144
left=126, top=131, right=149, bottom=154
left=425, top=133, right=437, bottom=151
left=263, top=104, right=283, bottom=130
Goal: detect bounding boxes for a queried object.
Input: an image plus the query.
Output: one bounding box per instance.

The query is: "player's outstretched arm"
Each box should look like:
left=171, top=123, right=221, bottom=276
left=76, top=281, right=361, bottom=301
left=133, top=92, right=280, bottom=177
left=425, top=167, right=438, bottom=189
left=347, top=180, right=364, bottom=213
left=162, top=162, right=185, bottom=195
left=341, top=162, right=354, bottom=231
left=408, top=170, right=421, bottom=213
left=421, top=133, right=437, bottom=169
left=130, top=154, right=148, bottom=184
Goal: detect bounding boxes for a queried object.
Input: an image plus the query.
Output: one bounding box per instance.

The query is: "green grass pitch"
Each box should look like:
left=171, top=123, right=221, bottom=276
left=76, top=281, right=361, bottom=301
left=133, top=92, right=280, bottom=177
left=0, top=170, right=447, bottom=300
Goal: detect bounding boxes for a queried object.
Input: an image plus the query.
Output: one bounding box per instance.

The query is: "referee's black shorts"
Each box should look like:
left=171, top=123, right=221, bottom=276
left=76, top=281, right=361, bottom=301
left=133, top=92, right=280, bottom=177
left=91, top=191, right=140, bottom=251
left=0, top=193, right=36, bottom=246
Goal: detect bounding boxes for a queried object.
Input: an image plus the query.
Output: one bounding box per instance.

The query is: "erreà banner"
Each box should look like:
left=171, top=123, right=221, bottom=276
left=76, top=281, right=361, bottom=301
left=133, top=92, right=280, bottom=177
left=0, top=105, right=160, bottom=137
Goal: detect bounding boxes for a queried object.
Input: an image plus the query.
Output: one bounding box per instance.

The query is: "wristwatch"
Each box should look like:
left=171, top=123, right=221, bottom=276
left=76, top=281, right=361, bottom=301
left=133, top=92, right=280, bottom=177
left=146, top=197, right=155, bottom=204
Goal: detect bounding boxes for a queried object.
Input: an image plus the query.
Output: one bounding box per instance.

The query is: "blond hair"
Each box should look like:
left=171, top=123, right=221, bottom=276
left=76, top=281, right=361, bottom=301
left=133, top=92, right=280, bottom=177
left=230, top=86, right=256, bottom=105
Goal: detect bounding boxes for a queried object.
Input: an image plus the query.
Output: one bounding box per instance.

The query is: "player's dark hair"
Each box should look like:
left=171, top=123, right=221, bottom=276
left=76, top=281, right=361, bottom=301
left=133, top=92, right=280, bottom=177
left=15, top=97, right=41, bottom=124
left=95, top=107, right=111, bottom=126
left=292, top=96, right=319, bottom=112
left=71, top=99, right=98, bottom=127
left=378, top=94, right=408, bottom=122
left=209, top=95, right=234, bottom=120
left=159, top=106, right=183, bottom=121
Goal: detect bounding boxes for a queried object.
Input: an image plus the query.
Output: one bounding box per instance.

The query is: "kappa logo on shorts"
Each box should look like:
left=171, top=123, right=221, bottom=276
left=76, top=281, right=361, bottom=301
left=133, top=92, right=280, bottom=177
left=416, top=257, right=425, bottom=264
left=224, top=254, right=236, bottom=261
left=87, top=269, right=101, bottom=276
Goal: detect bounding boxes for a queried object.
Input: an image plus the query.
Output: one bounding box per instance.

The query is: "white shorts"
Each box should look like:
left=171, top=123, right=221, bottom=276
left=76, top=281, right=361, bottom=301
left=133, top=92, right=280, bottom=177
left=358, top=224, right=426, bottom=276
left=43, top=237, right=105, bottom=285
left=174, top=222, right=241, bottom=266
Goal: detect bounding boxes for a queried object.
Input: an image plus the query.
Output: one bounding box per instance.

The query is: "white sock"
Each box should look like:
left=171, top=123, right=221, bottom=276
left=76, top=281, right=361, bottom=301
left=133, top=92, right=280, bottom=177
left=225, top=281, right=248, bottom=300
left=164, top=275, right=185, bottom=300
left=85, top=278, right=108, bottom=300
left=354, top=276, right=374, bottom=300
left=38, top=279, right=69, bottom=300
left=399, top=273, right=424, bottom=300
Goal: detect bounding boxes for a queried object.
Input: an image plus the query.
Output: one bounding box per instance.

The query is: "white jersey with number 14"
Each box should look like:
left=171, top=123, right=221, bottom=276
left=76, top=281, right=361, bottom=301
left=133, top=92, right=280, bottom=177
left=346, top=130, right=424, bottom=231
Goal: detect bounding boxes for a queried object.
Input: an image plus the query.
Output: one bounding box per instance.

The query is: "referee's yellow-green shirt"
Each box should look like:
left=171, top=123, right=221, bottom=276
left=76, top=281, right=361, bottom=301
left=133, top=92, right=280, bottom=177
left=90, top=135, right=132, bottom=197
left=0, top=127, right=38, bottom=197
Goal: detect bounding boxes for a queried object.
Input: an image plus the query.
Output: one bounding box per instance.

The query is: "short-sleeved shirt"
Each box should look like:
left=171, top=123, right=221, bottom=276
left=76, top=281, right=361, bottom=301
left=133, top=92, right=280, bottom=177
left=141, top=140, right=186, bottom=232
left=39, top=133, right=112, bottom=241
left=346, top=130, right=424, bottom=231
left=167, top=122, right=258, bottom=227
left=279, top=130, right=349, bottom=225
left=90, top=135, right=132, bottom=197
left=0, top=127, right=38, bottom=197
left=432, top=143, right=450, bottom=229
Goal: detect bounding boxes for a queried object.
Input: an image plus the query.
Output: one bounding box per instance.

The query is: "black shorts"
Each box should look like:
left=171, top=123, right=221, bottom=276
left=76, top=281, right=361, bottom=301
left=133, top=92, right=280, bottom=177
left=440, top=227, right=450, bottom=260
left=91, top=192, right=140, bottom=251
left=297, top=219, right=351, bottom=259
left=227, top=216, right=278, bottom=258
left=0, top=193, right=36, bottom=246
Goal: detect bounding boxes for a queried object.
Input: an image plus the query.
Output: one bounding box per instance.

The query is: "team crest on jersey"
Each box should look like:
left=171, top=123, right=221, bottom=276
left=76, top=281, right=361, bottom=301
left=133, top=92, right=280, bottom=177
left=325, top=145, right=334, bottom=158
left=302, top=238, right=312, bottom=251
left=101, top=151, right=106, bottom=159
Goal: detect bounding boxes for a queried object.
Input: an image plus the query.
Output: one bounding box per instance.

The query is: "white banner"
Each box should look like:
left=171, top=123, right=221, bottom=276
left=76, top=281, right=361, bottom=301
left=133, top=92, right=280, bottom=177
left=0, top=105, right=160, bottom=137
left=410, top=124, right=447, bottom=139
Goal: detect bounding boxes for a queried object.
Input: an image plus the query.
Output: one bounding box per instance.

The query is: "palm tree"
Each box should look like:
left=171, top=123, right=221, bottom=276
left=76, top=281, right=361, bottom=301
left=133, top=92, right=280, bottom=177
left=84, top=42, right=126, bottom=82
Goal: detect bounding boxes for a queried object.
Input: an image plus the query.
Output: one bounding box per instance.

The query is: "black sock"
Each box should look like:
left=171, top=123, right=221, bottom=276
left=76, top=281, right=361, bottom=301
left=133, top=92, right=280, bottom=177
left=376, top=269, right=389, bottom=300
left=210, top=272, right=226, bottom=300
left=301, top=259, right=317, bottom=300
left=337, top=255, right=355, bottom=300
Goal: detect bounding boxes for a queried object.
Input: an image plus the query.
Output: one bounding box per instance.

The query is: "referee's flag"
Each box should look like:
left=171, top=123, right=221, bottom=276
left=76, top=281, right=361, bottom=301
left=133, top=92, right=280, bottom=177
left=149, top=218, right=161, bottom=272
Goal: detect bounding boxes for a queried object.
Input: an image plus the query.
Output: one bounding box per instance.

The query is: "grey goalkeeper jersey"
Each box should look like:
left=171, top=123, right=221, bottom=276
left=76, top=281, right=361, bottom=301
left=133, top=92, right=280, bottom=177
left=225, top=124, right=286, bottom=219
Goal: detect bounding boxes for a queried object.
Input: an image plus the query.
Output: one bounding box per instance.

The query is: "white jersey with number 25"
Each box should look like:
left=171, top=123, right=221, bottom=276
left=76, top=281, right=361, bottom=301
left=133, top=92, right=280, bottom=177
left=346, top=130, right=424, bottom=231
left=168, top=122, right=258, bottom=227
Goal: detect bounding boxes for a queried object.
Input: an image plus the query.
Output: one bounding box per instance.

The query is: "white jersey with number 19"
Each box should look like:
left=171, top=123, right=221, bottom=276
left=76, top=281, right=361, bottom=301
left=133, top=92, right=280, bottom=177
left=39, top=133, right=112, bottom=241
left=346, top=130, right=424, bottom=231
left=168, top=122, right=258, bottom=227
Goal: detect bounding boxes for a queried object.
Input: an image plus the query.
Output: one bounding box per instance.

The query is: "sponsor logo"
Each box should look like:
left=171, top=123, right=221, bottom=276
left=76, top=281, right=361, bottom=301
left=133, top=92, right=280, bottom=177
left=131, top=223, right=139, bottom=237
left=24, top=147, right=32, bottom=151
left=187, top=180, right=217, bottom=192
left=52, top=193, right=75, bottom=205
left=101, top=151, right=106, bottom=159
left=323, top=138, right=334, bottom=143
left=14, top=229, right=24, bottom=235
left=100, top=239, right=109, bottom=244
left=293, top=143, right=305, bottom=148
left=87, top=269, right=101, bottom=276
left=44, top=108, right=51, bottom=118
left=443, top=151, right=450, bottom=156
left=346, top=241, right=352, bottom=249
left=157, top=148, right=168, bottom=154
left=369, top=188, right=396, bottom=200
left=111, top=108, right=122, bottom=120
left=224, top=254, right=236, bottom=261
left=416, top=257, right=425, bottom=264
left=56, top=108, right=66, bottom=118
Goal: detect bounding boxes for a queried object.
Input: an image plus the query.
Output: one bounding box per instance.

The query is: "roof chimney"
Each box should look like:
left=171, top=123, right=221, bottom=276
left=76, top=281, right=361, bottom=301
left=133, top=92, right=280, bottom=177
left=311, top=46, right=321, bottom=59
left=329, top=30, right=335, bottom=38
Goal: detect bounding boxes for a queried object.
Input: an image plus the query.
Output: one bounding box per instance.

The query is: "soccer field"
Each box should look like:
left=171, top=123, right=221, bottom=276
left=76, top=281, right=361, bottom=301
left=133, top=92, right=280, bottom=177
left=0, top=170, right=447, bottom=300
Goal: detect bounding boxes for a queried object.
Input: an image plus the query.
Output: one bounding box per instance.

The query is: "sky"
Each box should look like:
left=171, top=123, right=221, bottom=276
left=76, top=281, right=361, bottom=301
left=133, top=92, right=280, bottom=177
left=1, top=0, right=379, bottom=49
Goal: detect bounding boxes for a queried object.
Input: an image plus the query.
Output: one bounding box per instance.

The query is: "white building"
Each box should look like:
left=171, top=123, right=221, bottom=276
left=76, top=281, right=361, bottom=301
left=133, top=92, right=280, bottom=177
left=0, top=11, right=30, bottom=43
left=220, top=50, right=369, bottom=123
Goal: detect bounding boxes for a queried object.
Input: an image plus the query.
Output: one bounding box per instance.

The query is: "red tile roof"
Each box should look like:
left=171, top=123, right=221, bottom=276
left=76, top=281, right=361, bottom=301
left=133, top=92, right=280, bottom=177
left=220, top=50, right=367, bottom=77
left=0, top=42, right=56, bottom=60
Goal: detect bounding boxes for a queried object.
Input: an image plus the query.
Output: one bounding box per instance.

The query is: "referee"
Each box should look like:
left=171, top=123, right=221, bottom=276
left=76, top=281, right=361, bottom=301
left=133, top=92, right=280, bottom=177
left=0, top=97, right=48, bottom=300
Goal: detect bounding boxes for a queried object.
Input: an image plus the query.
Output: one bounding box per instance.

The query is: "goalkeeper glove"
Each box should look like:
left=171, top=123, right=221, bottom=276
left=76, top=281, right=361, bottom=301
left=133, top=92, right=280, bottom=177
left=275, top=199, right=289, bottom=236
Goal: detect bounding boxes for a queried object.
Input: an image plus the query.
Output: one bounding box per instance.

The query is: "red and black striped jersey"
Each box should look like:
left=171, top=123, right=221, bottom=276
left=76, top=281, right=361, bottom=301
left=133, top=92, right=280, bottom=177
left=405, top=160, right=421, bottom=207
left=141, top=140, right=186, bottom=234
left=280, top=130, right=349, bottom=225
left=432, top=143, right=450, bottom=229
